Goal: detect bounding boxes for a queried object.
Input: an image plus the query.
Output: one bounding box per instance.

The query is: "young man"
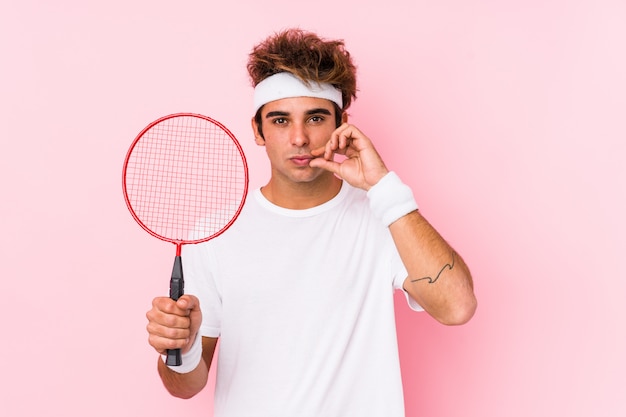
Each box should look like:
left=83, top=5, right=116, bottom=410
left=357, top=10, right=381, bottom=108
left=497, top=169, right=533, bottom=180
left=146, top=28, right=477, bottom=416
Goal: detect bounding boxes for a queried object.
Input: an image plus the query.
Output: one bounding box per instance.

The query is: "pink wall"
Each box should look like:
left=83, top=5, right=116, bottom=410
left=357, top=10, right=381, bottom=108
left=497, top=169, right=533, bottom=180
left=1, top=1, right=624, bottom=416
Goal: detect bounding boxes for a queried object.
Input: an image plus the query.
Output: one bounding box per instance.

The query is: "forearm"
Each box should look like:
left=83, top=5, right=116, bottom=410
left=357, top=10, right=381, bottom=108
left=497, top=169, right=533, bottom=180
left=157, top=355, right=209, bottom=399
left=390, top=210, right=477, bottom=325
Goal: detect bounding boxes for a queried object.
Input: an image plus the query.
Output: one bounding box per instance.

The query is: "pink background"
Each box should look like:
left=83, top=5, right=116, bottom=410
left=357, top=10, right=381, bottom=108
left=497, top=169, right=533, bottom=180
left=1, top=1, right=624, bottom=416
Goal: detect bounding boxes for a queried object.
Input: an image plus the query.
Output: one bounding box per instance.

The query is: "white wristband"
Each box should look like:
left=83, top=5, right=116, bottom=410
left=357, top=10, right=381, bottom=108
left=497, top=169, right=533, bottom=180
left=162, top=333, right=203, bottom=374
left=367, top=171, right=419, bottom=226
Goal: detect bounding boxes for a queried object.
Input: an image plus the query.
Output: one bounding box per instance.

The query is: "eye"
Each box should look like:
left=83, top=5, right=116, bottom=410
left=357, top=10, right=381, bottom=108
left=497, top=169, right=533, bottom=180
left=308, top=115, right=324, bottom=123
left=272, top=117, right=288, bottom=125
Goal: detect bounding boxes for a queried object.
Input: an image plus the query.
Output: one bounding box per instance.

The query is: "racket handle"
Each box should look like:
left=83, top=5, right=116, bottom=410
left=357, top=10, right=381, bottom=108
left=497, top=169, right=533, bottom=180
left=166, top=349, right=182, bottom=366
left=166, top=256, right=184, bottom=366
left=170, top=255, right=184, bottom=300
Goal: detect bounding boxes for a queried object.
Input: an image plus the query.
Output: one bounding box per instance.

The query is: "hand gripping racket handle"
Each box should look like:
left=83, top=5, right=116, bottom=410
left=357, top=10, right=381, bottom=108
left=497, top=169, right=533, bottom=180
left=166, top=256, right=184, bottom=366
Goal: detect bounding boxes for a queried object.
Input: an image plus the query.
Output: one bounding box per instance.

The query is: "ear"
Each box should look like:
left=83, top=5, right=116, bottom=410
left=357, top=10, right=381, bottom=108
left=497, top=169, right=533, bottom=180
left=251, top=117, right=265, bottom=146
left=341, top=111, right=349, bottom=124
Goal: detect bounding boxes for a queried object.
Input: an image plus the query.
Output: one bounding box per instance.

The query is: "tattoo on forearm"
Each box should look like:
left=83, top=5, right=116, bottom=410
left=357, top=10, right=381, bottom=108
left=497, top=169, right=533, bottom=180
left=411, top=251, right=456, bottom=284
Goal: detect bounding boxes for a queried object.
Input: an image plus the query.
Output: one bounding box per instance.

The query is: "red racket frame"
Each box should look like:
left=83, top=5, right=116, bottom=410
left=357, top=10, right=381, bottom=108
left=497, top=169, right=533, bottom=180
left=122, top=113, right=249, bottom=256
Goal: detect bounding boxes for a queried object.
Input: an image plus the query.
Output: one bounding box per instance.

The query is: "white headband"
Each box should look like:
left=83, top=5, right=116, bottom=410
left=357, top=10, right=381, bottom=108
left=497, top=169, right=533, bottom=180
left=253, top=72, right=343, bottom=114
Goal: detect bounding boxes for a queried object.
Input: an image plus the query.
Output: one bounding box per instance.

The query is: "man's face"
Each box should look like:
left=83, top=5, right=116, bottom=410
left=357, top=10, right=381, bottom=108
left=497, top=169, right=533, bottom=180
left=252, top=96, right=339, bottom=185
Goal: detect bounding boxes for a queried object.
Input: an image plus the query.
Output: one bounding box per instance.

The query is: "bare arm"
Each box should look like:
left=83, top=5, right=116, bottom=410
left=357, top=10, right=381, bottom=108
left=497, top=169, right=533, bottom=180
left=390, top=211, right=476, bottom=325
left=311, top=123, right=477, bottom=325
left=156, top=336, right=218, bottom=399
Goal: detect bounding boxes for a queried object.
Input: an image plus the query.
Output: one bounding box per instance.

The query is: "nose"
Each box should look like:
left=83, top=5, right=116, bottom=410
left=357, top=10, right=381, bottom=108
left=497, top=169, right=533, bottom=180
left=290, top=122, right=309, bottom=147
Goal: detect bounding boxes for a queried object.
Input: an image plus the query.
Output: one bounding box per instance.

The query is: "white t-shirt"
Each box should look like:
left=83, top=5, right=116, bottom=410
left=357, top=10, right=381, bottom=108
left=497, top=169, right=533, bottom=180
left=184, top=182, right=422, bottom=417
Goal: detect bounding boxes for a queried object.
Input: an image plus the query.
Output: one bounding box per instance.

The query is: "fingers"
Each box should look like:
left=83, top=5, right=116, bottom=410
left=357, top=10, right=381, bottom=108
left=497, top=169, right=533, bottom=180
left=146, top=295, right=202, bottom=354
left=310, top=124, right=351, bottom=158
left=328, top=123, right=360, bottom=157
left=325, top=124, right=349, bottom=158
left=310, top=123, right=389, bottom=190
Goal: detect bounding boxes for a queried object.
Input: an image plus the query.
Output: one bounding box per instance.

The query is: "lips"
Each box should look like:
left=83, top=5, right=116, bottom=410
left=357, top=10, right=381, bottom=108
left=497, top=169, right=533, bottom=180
left=290, top=155, right=313, bottom=166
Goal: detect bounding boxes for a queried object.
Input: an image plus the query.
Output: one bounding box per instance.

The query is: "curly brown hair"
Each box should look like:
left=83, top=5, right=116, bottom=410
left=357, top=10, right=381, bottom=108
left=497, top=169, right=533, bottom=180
left=247, top=28, right=358, bottom=112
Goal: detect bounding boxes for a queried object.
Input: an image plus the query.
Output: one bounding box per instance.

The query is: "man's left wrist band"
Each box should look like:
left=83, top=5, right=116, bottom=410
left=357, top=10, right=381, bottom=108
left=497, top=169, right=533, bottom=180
left=367, top=171, right=419, bottom=226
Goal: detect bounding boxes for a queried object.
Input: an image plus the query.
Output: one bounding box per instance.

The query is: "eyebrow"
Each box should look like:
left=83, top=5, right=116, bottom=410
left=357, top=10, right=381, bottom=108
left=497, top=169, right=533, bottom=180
left=265, top=111, right=289, bottom=119
left=265, top=108, right=333, bottom=119
left=306, top=108, right=332, bottom=116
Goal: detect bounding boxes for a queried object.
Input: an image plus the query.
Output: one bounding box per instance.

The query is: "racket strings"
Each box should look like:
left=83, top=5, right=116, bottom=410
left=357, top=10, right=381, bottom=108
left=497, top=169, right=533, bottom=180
left=125, top=115, right=247, bottom=242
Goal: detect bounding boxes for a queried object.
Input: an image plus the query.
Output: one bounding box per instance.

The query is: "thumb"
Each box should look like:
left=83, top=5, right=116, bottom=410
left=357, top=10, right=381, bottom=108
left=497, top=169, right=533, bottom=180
left=176, top=294, right=200, bottom=313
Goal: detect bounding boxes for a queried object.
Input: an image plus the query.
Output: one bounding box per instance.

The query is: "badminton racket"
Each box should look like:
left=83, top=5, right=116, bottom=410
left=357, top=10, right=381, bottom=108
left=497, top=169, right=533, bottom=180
left=122, top=113, right=248, bottom=366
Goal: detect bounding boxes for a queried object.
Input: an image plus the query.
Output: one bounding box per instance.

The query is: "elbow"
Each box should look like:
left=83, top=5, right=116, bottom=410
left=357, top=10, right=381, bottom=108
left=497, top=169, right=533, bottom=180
left=170, top=390, right=200, bottom=400
left=164, top=384, right=205, bottom=400
left=437, top=296, right=477, bottom=326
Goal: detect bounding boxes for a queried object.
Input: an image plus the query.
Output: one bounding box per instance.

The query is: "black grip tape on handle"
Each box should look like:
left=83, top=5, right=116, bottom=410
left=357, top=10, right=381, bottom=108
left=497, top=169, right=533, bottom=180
left=166, top=256, right=184, bottom=366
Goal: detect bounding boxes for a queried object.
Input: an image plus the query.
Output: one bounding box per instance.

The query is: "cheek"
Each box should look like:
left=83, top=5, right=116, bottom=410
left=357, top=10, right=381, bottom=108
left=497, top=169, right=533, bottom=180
left=261, top=139, right=281, bottom=159
left=309, top=128, right=334, bottom=146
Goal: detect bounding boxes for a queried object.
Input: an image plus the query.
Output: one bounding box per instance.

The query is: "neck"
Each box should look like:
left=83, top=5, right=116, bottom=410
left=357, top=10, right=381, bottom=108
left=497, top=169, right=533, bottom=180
left=261, top=174, right=343, bottom=209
